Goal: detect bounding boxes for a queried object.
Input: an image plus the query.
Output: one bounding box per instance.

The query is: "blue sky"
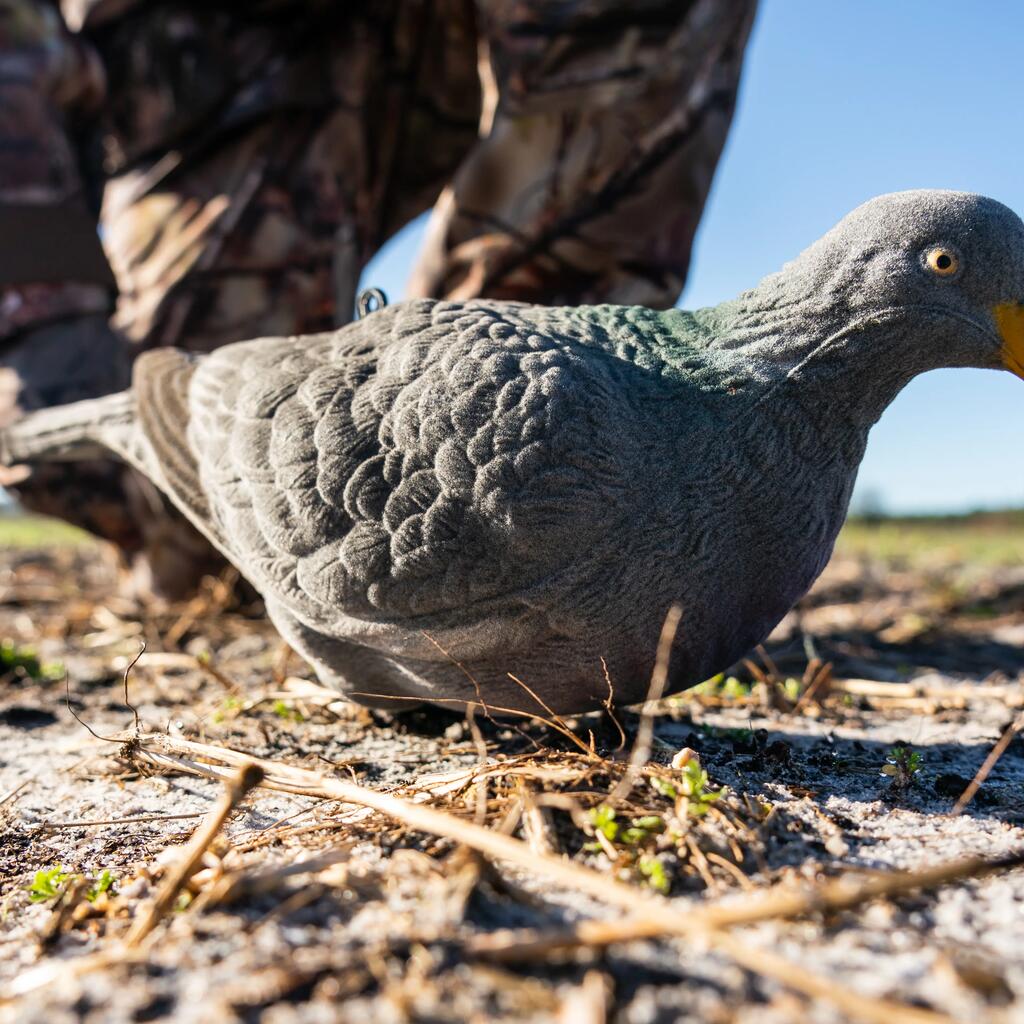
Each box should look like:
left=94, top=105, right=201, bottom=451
left=364, top=1, right=1024, bottom=514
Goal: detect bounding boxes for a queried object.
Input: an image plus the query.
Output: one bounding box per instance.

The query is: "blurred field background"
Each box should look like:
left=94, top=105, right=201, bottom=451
left=839, top=511, right=1024, bottom=566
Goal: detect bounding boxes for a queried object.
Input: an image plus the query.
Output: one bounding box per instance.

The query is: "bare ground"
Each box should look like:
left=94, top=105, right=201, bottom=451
left=0, top=528, right=1022, bottom=1023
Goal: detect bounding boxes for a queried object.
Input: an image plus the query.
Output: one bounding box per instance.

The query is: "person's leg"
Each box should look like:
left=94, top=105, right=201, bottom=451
left=65, top=1, right=482, bottom=596
left=407, top=0, right=757, bottom=308
left=89, top=1, right=481, bottom=352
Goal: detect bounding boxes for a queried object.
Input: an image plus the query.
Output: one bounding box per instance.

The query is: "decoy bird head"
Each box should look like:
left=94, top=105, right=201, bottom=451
left=717, top=190, right=1024, bottom=413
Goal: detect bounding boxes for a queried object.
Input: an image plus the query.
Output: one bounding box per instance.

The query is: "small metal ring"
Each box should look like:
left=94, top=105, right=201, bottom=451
left=356, top=287, right=388, bottom=319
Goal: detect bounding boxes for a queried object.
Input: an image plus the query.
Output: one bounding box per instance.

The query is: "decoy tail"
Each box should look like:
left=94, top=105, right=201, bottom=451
left=0, top=390, right=137, bottom=466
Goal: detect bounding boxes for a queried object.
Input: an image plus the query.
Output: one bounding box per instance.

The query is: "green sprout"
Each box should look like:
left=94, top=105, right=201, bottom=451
left=881, top=746, right=923, bottom=790
left=722, top=676, right=750, bottom=699
left=637, top=855, right=670, bottom=895
left=212, top=695, right=242, bottom=723
left=86, top=869, right=117, bottom=902
left=650, top=755, right=726, bottom=816
left=583, top=753, right=727, bottom=894
left=1, top=639, right=63, bottom=682
left=620, top=815, right=666, bottom=846
left=27, top=865, right=69, bottom=903
left=780, top=677, right=802, bottom=703
left=691, top=673, right=750, bottom=699
left=675, top=758, right=726, bottom=816
left=586, top=807, right=665, bottom=850
left=650, top=775, right=678, bottom=799
left=27, top=865, right=119, bottom=904
left=271, top=699, right=304, bottom=723
left=588, top=804, right=620, bottom=843
left=690, top=674, right=722, bottom=696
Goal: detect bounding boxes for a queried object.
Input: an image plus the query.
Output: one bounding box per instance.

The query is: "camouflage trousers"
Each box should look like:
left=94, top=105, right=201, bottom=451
left=0, top=0, right=756, bottom=597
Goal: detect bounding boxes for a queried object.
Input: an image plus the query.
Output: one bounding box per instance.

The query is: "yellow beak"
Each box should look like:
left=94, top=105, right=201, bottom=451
left=994, top=302, right=1024, bottom=379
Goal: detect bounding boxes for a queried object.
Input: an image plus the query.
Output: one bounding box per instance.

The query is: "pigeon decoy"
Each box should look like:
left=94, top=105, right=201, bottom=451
left=4, top=190, right=1023, bottom=714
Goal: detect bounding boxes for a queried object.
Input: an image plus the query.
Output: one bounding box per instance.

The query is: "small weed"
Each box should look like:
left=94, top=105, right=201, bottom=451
left=588, top=806, right=666, bottom=847
left=27, top=865, right=119, bottom=904
left=881, top=746, right=923, bottom=791
left=688, top=674, right=720, bottom=697
left=657, top=758, right=727, bottom=817
left=679, top=757, right=727, bottom=815
left=271, top=699, right=304, bottom=723
left=637, top=855, right=670, bottom=895
left=586, top=807, right=671, bottom=892
left=779, top=677, right=802, bottom=703
left=723, top=676, right=751, bottom=699
left=27, top=865, right=69, bottom=903
left=649, top=775, right=677, bottom=799
left=212, top=696, right=243, bottom=723
left=691, top=671, right=803, bottom=707
left=621, top=815, right=666, bottom=845
left=691, top=673, right=750, bottom=699
left=1, top=639, right=63, bottom=682
left=86, top=869, right=117, bottom=902
left=584, top=752, right=727, bottom=893
left=588, top=804, right=620, bottom=843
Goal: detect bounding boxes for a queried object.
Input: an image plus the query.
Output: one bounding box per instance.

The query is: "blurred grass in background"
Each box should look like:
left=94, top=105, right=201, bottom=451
left=837, top=510, right=1024, bottom=566
left=0, top=512, right=94, bottom=548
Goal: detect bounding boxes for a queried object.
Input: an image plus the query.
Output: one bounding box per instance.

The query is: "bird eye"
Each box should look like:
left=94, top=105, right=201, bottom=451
left=924, top=247, right=959, bottom=277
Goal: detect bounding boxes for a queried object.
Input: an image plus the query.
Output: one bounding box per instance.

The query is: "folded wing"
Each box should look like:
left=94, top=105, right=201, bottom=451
left=134, top=299, right=643, bottom=657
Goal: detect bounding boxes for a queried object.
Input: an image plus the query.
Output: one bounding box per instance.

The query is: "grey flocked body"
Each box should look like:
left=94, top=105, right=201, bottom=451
left=4, top=191, right=1024, bottom=713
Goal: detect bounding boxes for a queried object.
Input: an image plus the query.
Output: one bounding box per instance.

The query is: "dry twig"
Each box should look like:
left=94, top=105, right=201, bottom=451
left=468, top=849, right=1024, bottom=959
left=35, top=811, right=204, bottom=832
left=952, top=710, right=1024, bottom=815
left=608, top=604, right=682, bottom=804
left=125, top=761, right=264, bottom=946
